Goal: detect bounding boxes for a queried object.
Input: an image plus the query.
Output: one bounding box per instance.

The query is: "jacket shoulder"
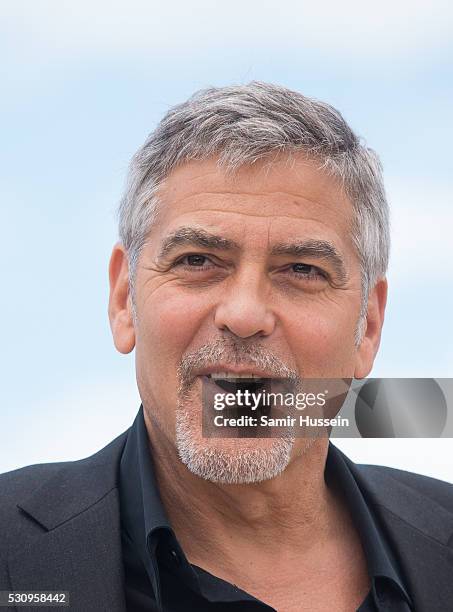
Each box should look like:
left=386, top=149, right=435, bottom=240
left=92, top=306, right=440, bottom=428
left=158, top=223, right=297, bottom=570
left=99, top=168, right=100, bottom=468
left=357, top=463, right=453, bottom=513
left=0, top=430, right=129, bottom=537
left=0, top=461, right=69, bottom=501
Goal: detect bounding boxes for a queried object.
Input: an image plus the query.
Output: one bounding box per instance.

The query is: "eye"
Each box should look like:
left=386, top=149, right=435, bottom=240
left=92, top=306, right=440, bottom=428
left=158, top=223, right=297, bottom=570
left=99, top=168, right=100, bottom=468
left=184, top=254, right=209, bottom=266
left=289, top=263, right=326, bottom=280
left=173, top=253, right=216, bottom=270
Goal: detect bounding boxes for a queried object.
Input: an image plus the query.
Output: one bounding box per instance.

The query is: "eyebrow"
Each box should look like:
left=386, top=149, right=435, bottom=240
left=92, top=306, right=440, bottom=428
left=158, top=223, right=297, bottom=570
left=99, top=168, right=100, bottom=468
left=158, top=227, right=348, bottom=282
left=158, top=227, right=240, bottom=259
left=270, top=239, right=348, bottom=282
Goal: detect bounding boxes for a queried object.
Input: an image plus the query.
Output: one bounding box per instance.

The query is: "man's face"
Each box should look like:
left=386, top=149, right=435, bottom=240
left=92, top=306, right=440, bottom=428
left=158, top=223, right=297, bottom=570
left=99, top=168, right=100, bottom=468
left=109, top=154, right=386, bottom=482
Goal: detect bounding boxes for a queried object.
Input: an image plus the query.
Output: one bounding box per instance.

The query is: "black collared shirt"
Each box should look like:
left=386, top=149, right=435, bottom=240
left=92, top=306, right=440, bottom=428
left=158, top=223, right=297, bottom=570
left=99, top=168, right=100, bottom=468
left=119, top=407, right=413, bottom=611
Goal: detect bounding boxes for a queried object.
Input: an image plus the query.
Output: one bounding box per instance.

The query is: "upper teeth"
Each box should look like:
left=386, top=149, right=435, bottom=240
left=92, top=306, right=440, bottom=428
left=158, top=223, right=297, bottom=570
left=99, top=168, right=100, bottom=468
left=209, top=372, right=264, bottom=379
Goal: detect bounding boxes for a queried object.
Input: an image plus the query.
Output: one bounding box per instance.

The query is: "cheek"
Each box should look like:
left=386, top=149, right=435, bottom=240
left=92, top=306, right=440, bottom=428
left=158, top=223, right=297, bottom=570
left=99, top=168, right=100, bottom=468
left=136, top=292, right=208, bottom=385
left=287, top=305, right=357, bottom=375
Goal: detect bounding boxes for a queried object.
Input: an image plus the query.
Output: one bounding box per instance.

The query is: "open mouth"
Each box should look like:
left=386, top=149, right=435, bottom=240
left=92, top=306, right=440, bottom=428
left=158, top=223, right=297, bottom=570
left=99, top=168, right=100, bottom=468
left=204, top=373, right=270, bottom=395
left=201, top=373, right=293, bottom=418
left=199, top=372, right=296, bottom=437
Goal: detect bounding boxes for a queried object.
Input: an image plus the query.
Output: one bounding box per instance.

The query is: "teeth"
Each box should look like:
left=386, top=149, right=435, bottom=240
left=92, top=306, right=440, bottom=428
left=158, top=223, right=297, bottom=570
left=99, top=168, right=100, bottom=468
left=209, top=372, right=265, bottom=380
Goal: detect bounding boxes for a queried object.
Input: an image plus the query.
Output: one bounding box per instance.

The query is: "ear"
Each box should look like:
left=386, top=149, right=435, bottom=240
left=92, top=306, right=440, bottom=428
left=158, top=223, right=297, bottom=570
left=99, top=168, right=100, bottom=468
left=108, top=242, right=135, bottom=354
left=354, top=278, right=388, bottom=379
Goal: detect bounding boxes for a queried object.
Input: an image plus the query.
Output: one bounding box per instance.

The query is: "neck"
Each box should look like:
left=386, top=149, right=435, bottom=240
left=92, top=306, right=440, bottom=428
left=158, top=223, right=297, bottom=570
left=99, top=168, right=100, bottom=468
left=144, top=414, right=346, bottom=569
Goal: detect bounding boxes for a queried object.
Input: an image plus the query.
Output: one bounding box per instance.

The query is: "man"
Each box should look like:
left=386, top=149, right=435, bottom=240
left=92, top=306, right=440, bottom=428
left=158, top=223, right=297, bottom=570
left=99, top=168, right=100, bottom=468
left=1, top=82, right=452, bottom=611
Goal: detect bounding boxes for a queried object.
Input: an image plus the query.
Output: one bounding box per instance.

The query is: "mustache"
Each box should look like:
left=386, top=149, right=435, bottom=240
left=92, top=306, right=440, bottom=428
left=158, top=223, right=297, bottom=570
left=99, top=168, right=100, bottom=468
left=177, top=338, right=300, bottom=393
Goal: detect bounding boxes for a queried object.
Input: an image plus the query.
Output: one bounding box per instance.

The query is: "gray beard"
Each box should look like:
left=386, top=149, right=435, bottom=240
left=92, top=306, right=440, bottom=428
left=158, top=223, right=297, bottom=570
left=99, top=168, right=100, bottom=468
left=175, top=407, right=295, bottom=484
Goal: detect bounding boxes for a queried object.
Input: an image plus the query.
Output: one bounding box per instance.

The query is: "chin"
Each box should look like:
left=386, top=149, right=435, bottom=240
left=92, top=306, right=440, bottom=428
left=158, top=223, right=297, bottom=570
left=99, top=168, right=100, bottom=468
left=175, top=406, right=295, bottom=484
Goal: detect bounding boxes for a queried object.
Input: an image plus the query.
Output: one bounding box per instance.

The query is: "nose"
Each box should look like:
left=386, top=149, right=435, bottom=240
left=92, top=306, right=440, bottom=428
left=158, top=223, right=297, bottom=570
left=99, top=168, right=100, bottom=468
left=213, top=267, right=276, bottom=339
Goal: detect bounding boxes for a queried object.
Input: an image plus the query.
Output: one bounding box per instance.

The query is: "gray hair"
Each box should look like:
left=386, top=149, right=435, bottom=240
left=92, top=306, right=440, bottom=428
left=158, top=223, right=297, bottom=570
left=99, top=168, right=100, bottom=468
left=118, top=81, right=390, bottom=344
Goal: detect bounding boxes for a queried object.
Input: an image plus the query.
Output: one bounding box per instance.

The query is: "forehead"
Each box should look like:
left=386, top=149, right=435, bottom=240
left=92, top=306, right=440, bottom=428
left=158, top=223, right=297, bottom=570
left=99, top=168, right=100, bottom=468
left=154, top=154, right=355, bottom=251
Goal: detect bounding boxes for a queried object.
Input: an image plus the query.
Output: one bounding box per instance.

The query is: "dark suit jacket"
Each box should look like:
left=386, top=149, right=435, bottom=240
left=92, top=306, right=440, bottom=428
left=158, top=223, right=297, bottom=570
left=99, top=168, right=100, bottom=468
left=1, top=430, right=453, bottom=611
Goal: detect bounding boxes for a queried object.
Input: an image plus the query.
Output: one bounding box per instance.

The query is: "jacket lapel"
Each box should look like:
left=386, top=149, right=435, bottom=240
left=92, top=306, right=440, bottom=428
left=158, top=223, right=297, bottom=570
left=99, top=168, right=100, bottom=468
left=372, top=506, right=453, bottom=610
left=8, top=431, right=129, bottom=612
left=343, top=450, right=453, bottom=610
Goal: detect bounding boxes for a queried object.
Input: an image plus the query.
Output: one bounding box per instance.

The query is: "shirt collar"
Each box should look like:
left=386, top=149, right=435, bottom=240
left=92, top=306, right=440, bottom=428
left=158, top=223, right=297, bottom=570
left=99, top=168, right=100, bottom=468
left=120, top=405, right=170, bottom=532
left=325, top=444, right=412, bottom=607
left=119, top=405, right=201, bottom=603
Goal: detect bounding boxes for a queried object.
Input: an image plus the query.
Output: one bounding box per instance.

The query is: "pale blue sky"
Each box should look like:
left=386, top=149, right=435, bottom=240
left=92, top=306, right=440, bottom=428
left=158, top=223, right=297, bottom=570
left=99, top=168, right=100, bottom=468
left=1, top=1, right=452, bottom=477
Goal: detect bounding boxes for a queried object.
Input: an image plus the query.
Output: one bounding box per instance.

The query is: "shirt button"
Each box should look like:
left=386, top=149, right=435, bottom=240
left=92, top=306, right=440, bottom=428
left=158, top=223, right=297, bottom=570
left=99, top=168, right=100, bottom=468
left=170, top=549, right=181, bottom=566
